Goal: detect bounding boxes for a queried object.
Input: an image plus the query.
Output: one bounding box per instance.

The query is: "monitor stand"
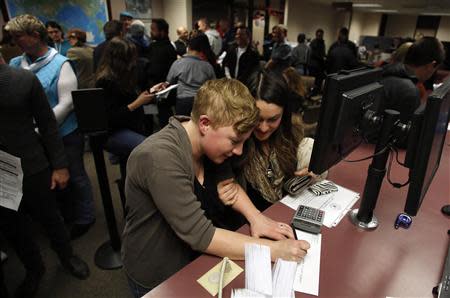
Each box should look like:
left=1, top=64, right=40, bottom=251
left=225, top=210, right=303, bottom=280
left=349, top=109, right=400, bottom=230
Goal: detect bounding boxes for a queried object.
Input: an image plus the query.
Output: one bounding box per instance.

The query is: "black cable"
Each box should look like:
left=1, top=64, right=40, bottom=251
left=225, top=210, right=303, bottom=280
left=386, top=147, right=410, bottom=188
left=340, top=144, right=390, bottom=162
left=390, top=145, right=407, bottom=167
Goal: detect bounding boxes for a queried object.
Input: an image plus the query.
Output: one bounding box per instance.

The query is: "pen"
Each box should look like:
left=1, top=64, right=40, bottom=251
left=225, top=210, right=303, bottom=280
left=291, top=223, right=298, bottom=240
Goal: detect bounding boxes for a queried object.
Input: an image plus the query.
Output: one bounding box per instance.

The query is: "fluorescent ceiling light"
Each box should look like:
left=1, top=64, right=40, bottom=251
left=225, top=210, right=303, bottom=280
left=353, top=3, right=382, bottom=8
left=372, top=9, right=398, bottom=13
left=420, top=12, right=450, bottom=16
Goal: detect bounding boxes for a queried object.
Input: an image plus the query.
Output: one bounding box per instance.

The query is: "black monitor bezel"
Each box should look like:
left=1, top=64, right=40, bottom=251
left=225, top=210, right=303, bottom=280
left=309, top=68, right=383, bottom=175
left=404, top=79, right=450, bottom=215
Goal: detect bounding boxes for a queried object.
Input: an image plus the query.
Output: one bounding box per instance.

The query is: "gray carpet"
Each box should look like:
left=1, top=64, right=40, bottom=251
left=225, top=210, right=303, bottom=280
left=3, top=152, right=134, bottom=298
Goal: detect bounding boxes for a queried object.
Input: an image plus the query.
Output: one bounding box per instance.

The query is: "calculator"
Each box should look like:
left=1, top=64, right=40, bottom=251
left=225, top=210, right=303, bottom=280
left=291, top=205, right=324, bottom=234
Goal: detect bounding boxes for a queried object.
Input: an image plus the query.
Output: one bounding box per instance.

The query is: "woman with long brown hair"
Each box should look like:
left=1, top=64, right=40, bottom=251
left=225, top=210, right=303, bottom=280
left=95, top=37, right=156, bottom=161
left=219, top=71, right=324, bottom=211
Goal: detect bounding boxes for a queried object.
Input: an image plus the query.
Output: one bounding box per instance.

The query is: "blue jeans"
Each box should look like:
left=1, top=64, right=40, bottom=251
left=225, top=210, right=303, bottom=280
left=63, top=130, right=96, bottom=225
left=127, top=275, right=151, bottom=298
left=104, top=129, right=146, bottom=159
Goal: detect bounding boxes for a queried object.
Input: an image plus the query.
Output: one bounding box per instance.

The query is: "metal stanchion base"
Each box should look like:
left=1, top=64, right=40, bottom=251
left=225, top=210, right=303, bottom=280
left=94, top=240, right=122, bottom=270
left=349, top=209, right=379, bottom=230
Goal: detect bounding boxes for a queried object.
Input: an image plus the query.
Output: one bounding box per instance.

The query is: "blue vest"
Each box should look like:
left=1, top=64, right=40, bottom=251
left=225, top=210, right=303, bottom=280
left=10, top=52, right=78, bottom=137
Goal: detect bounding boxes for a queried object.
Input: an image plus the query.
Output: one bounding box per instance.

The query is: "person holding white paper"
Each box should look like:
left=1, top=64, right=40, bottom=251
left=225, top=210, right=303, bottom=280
left=0, top=59, right=89, bottom=297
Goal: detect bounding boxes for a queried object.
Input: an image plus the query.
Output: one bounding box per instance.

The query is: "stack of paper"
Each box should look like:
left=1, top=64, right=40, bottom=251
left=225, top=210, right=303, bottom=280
left=272, top=259, right=297, bottom=298
left=245, top=244, right=272, bottom=296
left=293, top=230, right=322, bottom=296
left=231, top=288, right=267, bottom=298
left=281, top=180, right=360, bottom=227
left=237, top=239, right=322, bottom=297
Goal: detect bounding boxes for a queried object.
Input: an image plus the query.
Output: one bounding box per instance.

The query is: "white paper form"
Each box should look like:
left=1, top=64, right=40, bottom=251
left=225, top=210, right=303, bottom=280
left=272, top=259, right=297, bottom=298
left=293, top=230, right=322, bottom=296
left=0, top=150, right=23, bottom=211
left=245, top=243, right=273, bottom=296
left=281, top=180, right=360, bottom=228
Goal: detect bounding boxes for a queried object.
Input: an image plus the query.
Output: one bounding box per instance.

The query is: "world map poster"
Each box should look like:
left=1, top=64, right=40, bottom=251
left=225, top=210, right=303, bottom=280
left=4, top=0, right=110, bottom=45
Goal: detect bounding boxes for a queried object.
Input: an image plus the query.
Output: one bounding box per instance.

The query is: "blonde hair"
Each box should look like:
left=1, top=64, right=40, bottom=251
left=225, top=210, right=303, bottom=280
left=191, top=78, right=259, bottom=135
left=5, top=14, right=47, bottom=41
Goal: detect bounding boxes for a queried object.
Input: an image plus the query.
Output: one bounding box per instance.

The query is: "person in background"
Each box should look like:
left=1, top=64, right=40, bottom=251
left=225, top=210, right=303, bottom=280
left=308, top=28, right=326, bottom=95
left=7, top=14, right=96, bottom=240
left=122, top=78, right=310, bottom=297
left=166, top=33, right=216, bottom=116
left=45, top=21, right=71, bottom=56
left=174, top=26, right=189, bottom=57
left=119, top=11, right=134, bottom=35
left=66, top=28, right=94, bottom=89
left=270, top=25, right=289, bottom=57
left=217, top=18, right=235, bottom=52
left=197, top=17, right=222, bottom=57
left=291, top=33, right=310, bottom=75
left=382, top=37, right=446, bottom=125
left=95, top=37, right=157, bottom=165
left=0, top=26, right=22, bottom=63
left=222, top=26, right=260, bottom=83
left=219, top=71, right=323, bottom=212
left=94, top=20, right=123, bottom=71
left=146, top=18, right=178, bottom=128
left=327, top=27, right=358, bottom=74
left=126, top=20, right=151, bottom=57
left=282, top=67, right=308, bottom=115
left=0, top=52, right=90, bottom=297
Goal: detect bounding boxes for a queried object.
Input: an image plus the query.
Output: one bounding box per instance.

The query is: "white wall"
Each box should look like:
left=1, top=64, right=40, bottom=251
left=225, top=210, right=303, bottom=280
left=437, top=16, right=450, bottom=42
left=110, top=0, right=189, bottom=41
left=109, top=0, right=126, bottom=19
left=349, top=11, right=382, bottom=44
left=285, top=0, right=340, bottom=50
left=162, top=0, right=192, bottom=41
left=384, top=14, right=417, bottom=38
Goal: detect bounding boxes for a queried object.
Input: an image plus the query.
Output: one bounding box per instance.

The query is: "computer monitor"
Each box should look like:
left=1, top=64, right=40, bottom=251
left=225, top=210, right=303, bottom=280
left=404, top=78, right=450, bottom=216
left=309, top=68, right=384, bottom=175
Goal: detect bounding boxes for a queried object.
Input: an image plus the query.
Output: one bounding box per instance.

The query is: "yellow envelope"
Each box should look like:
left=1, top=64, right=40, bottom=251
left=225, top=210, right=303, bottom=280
left=197, top=259, right=243, bottom=296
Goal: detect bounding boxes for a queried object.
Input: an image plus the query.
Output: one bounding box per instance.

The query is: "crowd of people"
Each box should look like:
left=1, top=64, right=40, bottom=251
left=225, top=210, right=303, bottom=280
left=0, top=10, right=447, bottom=298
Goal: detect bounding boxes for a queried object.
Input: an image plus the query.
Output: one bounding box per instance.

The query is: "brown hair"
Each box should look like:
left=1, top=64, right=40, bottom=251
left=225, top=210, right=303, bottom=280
left=191, top=78, right=259, bottom=135
left=283, top=67, right=307, bottom=98
left=95, top=37, right=137, bottom=92
left=67, top=28, right=87, bottom=45
left=246, top=71, right=304, bottom=176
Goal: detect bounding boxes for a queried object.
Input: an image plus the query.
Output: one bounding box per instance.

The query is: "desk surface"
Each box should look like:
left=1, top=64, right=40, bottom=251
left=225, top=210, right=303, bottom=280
left=146, top=137, right=450, bottom=298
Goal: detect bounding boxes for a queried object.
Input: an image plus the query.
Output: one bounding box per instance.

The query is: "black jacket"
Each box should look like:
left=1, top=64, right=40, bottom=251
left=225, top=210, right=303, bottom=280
left=327, top=41, right=359, bottom=74
left=146, top=38, right=177, bottom=87
left=95, top=78, right=145, bottom=135
left=309, top=38, right=326, bottom=69
left=381, top=63, right=420, bottom=124
left=174, top=39, right=187, bottom=56
left=222, top=44, right=260, bottom=82
left=0, top=65, right=68, bottom=176
left=93, top=40, right=108, bottom=71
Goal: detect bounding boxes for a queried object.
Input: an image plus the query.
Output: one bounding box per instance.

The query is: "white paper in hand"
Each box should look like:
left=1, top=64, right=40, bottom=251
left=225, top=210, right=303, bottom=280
left=0, top=150, right=23, bottom=211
